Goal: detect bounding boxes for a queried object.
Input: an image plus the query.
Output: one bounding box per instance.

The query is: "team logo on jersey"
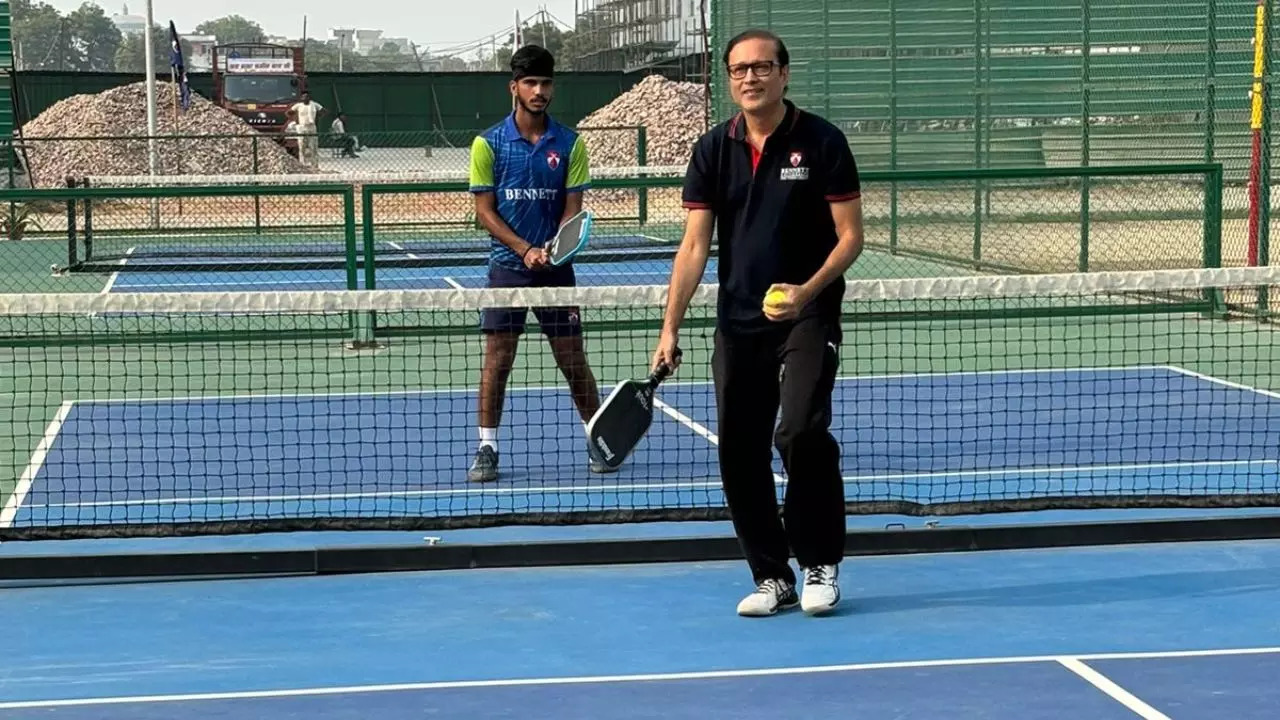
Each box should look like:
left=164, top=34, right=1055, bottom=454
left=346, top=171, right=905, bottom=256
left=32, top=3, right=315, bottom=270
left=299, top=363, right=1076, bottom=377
left=781, top=150, right=809, bottom=181
left=547, top=151, right=561, bottom=170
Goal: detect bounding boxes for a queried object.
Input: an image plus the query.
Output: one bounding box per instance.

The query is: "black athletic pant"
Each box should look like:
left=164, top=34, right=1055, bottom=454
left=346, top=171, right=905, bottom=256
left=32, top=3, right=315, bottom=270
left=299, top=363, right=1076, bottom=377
left=712, top=314, right=846, bottom=586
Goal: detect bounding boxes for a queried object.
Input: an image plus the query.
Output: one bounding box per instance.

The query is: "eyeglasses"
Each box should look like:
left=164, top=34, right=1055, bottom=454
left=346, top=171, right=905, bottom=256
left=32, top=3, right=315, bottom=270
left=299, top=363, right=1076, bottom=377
left=727, top=61, right=780, bottom=79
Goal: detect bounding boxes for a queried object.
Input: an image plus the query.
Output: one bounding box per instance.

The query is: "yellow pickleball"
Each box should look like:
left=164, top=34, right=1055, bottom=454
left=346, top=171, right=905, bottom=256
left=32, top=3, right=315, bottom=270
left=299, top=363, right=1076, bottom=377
left=764, top=289, right=787, bottom=309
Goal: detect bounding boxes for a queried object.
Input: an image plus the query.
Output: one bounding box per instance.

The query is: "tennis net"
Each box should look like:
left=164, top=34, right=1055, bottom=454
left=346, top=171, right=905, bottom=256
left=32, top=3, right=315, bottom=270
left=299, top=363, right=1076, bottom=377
left=2, top=265, right=1279, bottom=541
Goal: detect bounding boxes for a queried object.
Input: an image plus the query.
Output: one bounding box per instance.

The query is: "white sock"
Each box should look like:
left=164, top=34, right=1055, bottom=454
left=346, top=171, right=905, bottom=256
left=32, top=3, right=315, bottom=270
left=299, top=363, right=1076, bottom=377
left=479, top=427, right=498, bottom=453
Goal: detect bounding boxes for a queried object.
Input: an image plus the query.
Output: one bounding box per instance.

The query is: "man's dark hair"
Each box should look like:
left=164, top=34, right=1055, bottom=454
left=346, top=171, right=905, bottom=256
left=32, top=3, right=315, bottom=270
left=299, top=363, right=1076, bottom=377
left=511, top=44, right=556, bottom=79
left=722, top=29, right=789, bottom=67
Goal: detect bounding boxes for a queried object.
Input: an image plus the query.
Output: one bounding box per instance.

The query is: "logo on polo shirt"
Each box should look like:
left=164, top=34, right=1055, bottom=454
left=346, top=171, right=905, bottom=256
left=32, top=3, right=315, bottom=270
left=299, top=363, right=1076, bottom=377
left=781, top=150, right=809, bottom=181
left=504, top=188, right=559, bottom=200
left=547, top=150, right=561, bottom=170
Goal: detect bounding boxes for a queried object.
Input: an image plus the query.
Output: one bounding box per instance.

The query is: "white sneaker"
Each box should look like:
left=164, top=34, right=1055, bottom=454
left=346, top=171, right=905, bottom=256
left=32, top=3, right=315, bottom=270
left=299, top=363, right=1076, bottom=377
left=736, top=578, right=800, bottom=617
left=800, top=565, right=841, bottom=615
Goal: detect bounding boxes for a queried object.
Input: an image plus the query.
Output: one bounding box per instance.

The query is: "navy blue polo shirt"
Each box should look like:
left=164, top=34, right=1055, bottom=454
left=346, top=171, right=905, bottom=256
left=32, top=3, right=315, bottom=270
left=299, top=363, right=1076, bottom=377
left=682, top=99, right=861, bottom=333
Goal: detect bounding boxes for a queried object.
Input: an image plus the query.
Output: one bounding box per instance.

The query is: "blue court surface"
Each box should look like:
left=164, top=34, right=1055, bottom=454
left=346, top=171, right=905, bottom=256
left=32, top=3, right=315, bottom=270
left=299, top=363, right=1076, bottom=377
left=17, top=239, right=1280, bottom=716
left=11, top=365, right=1280, bottom=528
left=4, top=539, right=1280, bottom=717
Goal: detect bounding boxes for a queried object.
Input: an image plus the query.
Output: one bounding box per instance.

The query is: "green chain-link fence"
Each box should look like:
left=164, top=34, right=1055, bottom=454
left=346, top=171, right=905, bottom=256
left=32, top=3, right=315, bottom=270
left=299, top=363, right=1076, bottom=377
left=710, top=0, right=1270, bottom=267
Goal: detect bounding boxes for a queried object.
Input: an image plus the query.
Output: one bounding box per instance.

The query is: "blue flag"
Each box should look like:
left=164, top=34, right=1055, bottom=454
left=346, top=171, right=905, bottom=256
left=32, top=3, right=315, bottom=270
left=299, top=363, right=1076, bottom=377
left=168, top=21, right=191, bottom=111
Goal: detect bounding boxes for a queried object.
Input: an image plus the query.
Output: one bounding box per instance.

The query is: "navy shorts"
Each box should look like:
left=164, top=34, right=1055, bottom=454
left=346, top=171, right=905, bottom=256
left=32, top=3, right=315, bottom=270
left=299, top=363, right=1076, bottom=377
left=481, top=263, right=582, bottom=337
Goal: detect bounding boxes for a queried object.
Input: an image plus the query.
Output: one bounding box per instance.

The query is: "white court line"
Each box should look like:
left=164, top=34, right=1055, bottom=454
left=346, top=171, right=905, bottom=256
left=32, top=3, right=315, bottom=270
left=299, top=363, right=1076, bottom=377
left=1057, top=658, right=1171, bottom=719
left=442, top=277, right=464, bottom=290
left=26, top=458, right=1275, bottom=511
left=1161, top=365, right=1280, bottom=402
left=98, top=246, right=135, bottom=295
left=653, top=397, right=799, bottom=484
left=74, top=364, right=1172, bottom=405
left=0, top=401, right=74, bottom=528
left=1, top=646, right=1276, bottom=710
left=384, top=241, right=421, bottom=260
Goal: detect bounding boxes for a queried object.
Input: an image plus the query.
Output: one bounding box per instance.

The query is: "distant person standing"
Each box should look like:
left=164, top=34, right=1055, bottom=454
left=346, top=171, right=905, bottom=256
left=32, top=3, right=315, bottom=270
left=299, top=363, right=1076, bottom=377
left=282, top=109, right=300, bottom=160
left=290, top=92, right=325, bottom=168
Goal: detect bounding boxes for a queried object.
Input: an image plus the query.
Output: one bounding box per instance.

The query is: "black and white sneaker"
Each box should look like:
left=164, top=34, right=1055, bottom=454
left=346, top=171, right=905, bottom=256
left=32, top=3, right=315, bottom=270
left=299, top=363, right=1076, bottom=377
left=800, top=564, right=841, bottom=615
left=467, top=446, right=498, bottom=482
left=736, top=578, right=800, bottom=617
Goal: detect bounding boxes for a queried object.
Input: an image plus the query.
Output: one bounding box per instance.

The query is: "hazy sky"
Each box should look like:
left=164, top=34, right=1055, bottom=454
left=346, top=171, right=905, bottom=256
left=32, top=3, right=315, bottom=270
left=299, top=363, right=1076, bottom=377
left=43, top=0, right=578, bottom=56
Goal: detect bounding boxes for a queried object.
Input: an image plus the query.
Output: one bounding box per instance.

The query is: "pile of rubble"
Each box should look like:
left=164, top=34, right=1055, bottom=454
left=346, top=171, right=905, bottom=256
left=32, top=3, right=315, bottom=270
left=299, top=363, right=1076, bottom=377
left=577, top=74, right=708, bottom=168
left=19, top=81, right=311, bottom=187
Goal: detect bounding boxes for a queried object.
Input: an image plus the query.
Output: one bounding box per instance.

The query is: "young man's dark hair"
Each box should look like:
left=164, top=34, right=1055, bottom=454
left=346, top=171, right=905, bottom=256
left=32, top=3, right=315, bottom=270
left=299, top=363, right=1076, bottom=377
left=511, top=44, right=556, bottom=78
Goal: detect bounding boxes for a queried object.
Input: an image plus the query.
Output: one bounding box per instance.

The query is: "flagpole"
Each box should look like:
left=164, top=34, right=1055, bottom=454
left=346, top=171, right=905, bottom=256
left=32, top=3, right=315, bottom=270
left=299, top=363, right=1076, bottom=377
left=171, top=64, right=182, bottom=215
left=167, top=22, right=190, bottom=215
left=143, top=0, right=159, bottom=227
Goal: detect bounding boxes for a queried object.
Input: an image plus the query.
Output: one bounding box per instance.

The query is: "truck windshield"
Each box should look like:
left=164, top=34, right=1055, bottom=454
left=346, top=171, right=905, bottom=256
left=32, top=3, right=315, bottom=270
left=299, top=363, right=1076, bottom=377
left=224, top=76, right=297, bottom=104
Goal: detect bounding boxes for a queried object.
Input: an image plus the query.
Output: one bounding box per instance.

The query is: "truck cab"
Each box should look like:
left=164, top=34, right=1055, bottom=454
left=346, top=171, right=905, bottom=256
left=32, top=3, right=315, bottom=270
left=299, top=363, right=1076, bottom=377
left=212, top=43, right=307, bottom=140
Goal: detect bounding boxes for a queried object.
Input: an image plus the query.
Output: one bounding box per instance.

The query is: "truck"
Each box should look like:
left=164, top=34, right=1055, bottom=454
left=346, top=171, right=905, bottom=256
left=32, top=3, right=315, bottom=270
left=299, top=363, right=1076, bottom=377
left=211, top=43, right=307, bottom=140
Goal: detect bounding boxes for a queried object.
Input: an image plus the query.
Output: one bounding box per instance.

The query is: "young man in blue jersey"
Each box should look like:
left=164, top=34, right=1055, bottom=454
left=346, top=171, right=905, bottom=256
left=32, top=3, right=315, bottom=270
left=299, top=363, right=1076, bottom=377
left=466, top=45, right=613, bottom=482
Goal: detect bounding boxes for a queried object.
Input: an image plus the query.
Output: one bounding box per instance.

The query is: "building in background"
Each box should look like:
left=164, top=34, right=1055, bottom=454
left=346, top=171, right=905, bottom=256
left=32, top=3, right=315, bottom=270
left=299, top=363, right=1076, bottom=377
left=108, top=4, right=145, bottom=36
left=573, top=0, right=706, bottom=75
left=330, top=28, right=415, bottom=56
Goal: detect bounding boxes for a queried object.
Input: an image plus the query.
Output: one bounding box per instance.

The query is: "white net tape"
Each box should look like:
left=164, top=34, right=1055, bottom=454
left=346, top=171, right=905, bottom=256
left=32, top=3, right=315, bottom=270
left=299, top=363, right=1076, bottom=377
left=3, top=266, right=1278, bottom=316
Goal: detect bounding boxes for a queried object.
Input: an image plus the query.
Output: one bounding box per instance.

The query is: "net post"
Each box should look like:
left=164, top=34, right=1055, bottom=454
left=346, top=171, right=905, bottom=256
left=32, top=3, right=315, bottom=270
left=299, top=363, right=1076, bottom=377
left=361, top=185, right=376, bottom=291
left=64, top=176, right=77, bottom=270
left=345, top=184, right=378, bottom=350
left=1249, top=0, right=1268, bottom=266
left=637, top=126, right=648, bottom=225
left=1204, top=164, right=1228, bottom=317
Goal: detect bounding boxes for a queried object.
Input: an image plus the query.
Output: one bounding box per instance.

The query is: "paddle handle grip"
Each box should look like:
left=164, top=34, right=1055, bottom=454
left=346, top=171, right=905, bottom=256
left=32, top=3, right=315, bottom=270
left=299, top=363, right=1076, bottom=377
left=652, top=347, right=683, bottom=383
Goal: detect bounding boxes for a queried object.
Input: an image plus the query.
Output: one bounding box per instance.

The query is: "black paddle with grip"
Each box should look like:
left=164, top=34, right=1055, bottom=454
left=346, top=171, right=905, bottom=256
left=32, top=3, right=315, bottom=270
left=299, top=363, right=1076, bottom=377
left=586, top=348, right=683, bottom=471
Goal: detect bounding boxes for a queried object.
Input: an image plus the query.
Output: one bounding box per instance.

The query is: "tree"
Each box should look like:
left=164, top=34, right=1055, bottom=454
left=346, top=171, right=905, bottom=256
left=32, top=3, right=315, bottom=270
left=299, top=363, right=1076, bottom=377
left=560, top=17, right=611, bottom=69
left=300, top=38, right=343, bottom=71
left=359, top=43, right=422, bottom=72
left=194, top=15, right=265, bottom=45
left=66, top=3, right=122, bottom=72
left=432, top=55, right=470, bottom=72
left=496, top=20, right=568, bottom=70
left=114, top=24, right=191, bottom=74
left=12, top=0, right=80, bottom=70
